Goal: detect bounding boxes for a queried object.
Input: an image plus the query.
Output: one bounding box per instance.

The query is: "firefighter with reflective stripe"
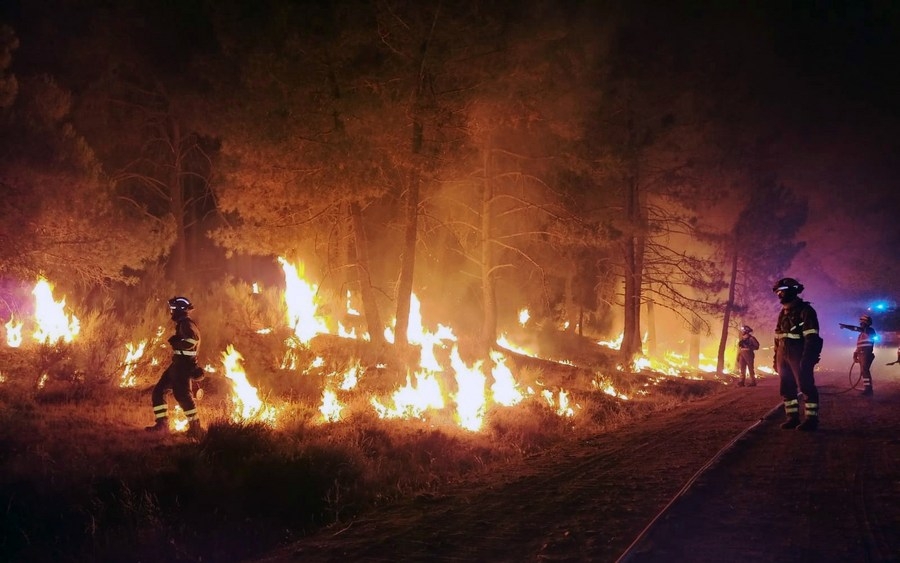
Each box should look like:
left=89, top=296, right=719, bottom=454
left=840, top=314, right=877, bottom=395
left=736, top=325, right=760, bottom=387
left=772, top=278, right=823, bottom=431
left=145, top=296, right=204, bottom=439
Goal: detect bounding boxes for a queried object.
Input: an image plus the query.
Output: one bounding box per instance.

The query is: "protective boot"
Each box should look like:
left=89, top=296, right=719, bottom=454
left=186, top=419, right=204, bottom=440
left=862, top=386, right=873, bottom=396
left=145, top=418, right=169, bottom=433
left=747, top=376, right=757, bottom=387
left=797, top=416, right=819, bottom=432
left=780, top=415, right=801, bottom=430
left=738, top=378, right=745, bottom=387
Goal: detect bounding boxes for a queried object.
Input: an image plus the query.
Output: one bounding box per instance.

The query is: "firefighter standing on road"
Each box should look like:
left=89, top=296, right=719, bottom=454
left=773, top=278, right=823, bottom=431
left=840, top=314, right=877, bottom=395
left=736, top=325, right=760, bottom=387
left=145, top=296, right=204, bottom=439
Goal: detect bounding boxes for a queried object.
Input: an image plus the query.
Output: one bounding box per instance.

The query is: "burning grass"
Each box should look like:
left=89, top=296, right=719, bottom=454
left=0, top=356, right=724, bottom=562
left=0, top=274, right=730, bottom=561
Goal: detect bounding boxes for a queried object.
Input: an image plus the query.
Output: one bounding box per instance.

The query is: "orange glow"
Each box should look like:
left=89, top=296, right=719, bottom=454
left=279, top=257, right=329, bottom=344
left=31, top=278, right=80, bottom=344
left=5, top=316, right=23, bottom=347
left=119, top=340, right=147, bottom=388
left=222, top=345, right=279, bottom=425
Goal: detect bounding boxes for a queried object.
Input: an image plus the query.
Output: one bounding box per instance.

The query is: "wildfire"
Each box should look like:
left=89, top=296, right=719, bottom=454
left=31, top=278, right=80, bottom=344
left=279, top=257, right=330, bottom=344
left=222, top=345, right=279, bottom=425
left=5, top=316, right=23, bottom=347
left=119, top=340, right=147, bottom=387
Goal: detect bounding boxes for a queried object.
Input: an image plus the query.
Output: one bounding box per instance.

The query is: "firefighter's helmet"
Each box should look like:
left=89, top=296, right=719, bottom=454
left=772, top=277, right=804, bottom=294
left=741, top=325, right=753, bottom=333
left=860, top=314, right=873, bottom=326
left=168, top=296, right=194, bottom=312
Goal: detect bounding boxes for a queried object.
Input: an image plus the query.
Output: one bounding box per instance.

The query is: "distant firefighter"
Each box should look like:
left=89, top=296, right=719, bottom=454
left=772, top=278, right=822, bottom=432
left=736, top=325, right=760, bottom=387
left=840, top=314, right=877, bottom=395
left=145, top=296, right=205, bottom=439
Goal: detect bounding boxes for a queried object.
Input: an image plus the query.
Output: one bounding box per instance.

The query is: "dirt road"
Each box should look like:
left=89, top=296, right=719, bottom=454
left=254, top=369, right=900, bottom=563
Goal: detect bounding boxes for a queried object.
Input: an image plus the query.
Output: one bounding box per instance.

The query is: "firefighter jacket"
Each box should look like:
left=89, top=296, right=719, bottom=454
left=169, top=316, right=201, bottom=358
left=774, top=298, right=822, bottom=367
left=847, top=325, right=877, bottom=353
left=738, top=333, right=760, bottom=352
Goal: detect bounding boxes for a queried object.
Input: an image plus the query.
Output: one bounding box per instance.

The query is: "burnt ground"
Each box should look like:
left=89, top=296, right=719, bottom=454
left=253, top=368, right=900, bottom=563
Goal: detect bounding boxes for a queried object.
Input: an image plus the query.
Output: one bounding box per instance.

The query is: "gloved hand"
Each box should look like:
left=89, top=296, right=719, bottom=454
left=852, top=350, right=859, bottom=363
left=167, top=335, right=179, bottom=347
left=190, top=365, right=206, bottom=381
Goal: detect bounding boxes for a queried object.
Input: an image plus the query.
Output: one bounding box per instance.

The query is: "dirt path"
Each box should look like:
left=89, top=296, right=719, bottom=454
left=253, top=369, right=900, bottom=563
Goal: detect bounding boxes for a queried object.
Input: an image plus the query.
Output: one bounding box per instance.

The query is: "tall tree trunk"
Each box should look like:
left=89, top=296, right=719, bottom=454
left=480, top=141, right=497, bottom=358
left=621, top=175, right=644, bottom=364
left=394, top=172, right=419, bottom=350
left=717, top=246, right=740, bottom=375
left=350, top=202, right=385, bottom=347
left=620, top=110, right=645, bottom=366
left=394, top=5, right=437, bottom=354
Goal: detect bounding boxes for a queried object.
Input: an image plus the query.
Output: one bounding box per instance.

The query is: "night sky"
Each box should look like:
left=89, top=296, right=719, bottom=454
left=2, top=0, right=899, bottom=327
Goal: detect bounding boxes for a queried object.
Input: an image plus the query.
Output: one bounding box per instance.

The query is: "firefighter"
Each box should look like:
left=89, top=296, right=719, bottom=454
left=145, top=296, right=204, bottom=439
left=736, top=325, right=760, bottom=387
left=772, top=278, right=823, bottom=431
left=840, top=314, right=877, bottom=395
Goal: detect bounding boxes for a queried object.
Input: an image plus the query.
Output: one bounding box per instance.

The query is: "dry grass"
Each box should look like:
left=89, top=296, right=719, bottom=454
left=0, top=328, right=725, bottom=562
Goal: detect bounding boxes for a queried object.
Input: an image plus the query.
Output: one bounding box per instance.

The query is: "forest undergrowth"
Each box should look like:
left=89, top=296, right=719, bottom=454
left=0, top=336, right=724, bottom=563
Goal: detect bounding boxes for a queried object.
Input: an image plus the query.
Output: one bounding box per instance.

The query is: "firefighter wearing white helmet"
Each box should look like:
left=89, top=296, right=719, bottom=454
left=736, top=325, right=760, bottom=387
left=145, top=296, right=205, bottom=439
left=840, top=314, right=877, bottom=395
left=772, top=277, right=823, bottom=431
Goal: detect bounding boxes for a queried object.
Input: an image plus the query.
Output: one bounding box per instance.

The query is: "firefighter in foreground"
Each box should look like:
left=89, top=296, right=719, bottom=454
left=736, top=325, right=760, bottom=387
left=840, top=314, right=877, bottom=395
left=146, top=296, right=204, bottom=439
left=772, top=278, right=823, bottom=431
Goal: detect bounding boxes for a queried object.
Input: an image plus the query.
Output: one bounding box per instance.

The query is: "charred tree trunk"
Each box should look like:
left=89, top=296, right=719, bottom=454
left=393, top=174, right=419, bottom=350
left=350, top=202, right=386, bottom=347
left=395, top=13, right=436, bottom=354
left=716, top=246, right=740, bottom=375
left=620, top=119, right=644, bottom=365
left=480, top=141, right=497, bottom=359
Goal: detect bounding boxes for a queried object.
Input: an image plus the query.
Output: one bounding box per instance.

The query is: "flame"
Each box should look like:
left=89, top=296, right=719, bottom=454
left=597, top=332, right=624, bottom=350
left=593, top=374, right=630, bottom=400
left=119, top=340, right=147, bottom=387
left=346, top=291, right=360, bottom=316
left=541, top=388, right=575, bottom=417
left=489, top=351, right=524, bottom=406
left=339, top=362, right=361, bottom=390
left=279, top=257, right=329, bottom=344
left=320, top=388, right=343, bottom=422
left=371, top=370, right=446, bottom=420
left=518, top=308, right=530, bottom=326
left=450, top=347, right=486, bottom=431
left=221, top=345, right=278, bottom=424
left=497, top=334, right=535, bottom=357
left=31, top=278, right=80, bottom=344
left=5, top=316, right=23, bottom=347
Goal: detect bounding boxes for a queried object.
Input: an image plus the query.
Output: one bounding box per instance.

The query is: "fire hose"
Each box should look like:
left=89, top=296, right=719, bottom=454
left=615, top=401, right=783, bottom=563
